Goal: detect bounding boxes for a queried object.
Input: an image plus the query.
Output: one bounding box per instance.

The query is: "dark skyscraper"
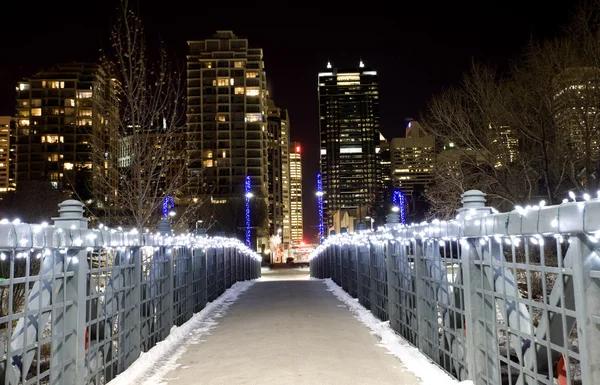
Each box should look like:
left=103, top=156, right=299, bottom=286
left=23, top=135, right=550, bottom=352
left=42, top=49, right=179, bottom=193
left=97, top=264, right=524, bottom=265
left=318, top=61, right=380, bottom=231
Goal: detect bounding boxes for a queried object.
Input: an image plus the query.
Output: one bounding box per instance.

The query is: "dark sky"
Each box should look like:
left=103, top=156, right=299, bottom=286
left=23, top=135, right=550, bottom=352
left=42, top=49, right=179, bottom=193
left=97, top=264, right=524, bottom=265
left=0, top=1, right=577, bottom=241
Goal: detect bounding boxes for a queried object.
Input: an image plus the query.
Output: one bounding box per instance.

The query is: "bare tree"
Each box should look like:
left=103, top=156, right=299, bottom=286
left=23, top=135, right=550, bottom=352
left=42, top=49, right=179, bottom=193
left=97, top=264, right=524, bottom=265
left=423, top=2, right=600, bottom=216
left=90, top=1, right=208, bottom=230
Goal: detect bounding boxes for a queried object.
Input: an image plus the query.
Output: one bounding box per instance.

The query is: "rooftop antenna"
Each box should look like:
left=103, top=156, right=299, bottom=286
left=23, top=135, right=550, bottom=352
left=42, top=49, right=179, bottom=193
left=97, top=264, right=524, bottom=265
left=359, top=57, right=365, bottom=68
left=327, top=60, right=332, bottom=69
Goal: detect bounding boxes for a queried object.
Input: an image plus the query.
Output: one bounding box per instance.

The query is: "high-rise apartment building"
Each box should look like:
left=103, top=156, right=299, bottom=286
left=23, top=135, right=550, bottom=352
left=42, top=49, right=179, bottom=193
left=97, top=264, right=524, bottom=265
left=187, top=31, right=270, bottom=246
left=187, top=31, right=269, bottom=198
left=0, top=117, right=16, bottom=193
left=375, top=132, right=392, bottom=224
left=318, top=61, right=380, bottom=230
left=553, top=67, right=600, bottom=187
left=390, top=121, right=435, bottom=198
left=289, top=142, right=303, bottom=245
left=14, top=63, right=117, bottom=200
left=266, top=99, right=291, bottom=252
left=489, top=122, right=519, bottom=169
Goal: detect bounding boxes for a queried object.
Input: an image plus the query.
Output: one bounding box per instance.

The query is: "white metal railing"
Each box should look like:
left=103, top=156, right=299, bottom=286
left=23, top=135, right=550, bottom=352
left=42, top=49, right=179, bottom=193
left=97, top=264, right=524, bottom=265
left=0, top=200, right=261, bottom=385
left=310, top=190, right=600, bottom=385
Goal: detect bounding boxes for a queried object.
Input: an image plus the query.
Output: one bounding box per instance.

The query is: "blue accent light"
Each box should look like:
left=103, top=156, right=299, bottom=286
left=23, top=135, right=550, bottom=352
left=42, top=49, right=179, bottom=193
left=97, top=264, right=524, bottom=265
left=245, top=176, right=251, bottom=247
left=393, top=190, right=406, bottom=225
left=162, top=195, right=175, bottom=220
left=317, top=173, right=324, bottom=244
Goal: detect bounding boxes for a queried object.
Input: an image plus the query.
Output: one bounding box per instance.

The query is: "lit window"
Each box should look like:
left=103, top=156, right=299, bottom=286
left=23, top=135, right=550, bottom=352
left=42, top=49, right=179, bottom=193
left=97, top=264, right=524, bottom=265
left=50, top=81, right=65, bottom=89
left=205, top=62, right=213, bottom=68
left=246, top=72, right=258, bottom=79
left=77, top=119, right=92, bottom=126
left=31, top=99, right=41, bottom=107
left=234, top=61, right=244, bottom=68
left=203, top=160, right=214, bottom=167
left=48, top=154, right=59, bottom=162
left=78, top=109, right=92, bottom=117
left=217, top=115, right=227, bottom=122
left=50, top=108, right=60, bottom=115
left=42, top=135, right=64, bottom=143
left=77, top=91, right=92, bottom=99
left=31, top=108, right=41, bottom=116
left=222, top=151, right=227, bottom=158
left=245, top=113, right=262, bottom=123
left=204, top=150, right=213, bottom=159
left=217, top=78, right=230, bottom=86
left=18, top=110, right=30, bottom=117
left=19, top=119, right=30, bottom=126
left=246, top=88, right=260, bottom=96
left=234, top=87, right=245, bottom=95
left=19, top=83, right=29, bottom=91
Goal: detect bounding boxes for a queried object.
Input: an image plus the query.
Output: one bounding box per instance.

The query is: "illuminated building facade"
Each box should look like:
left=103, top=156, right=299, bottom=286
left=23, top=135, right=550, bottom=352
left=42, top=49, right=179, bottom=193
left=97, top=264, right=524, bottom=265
left=187, top=31, right=269, bottom=201
left=390, top=121, right=435, bottom=198
left=14, top=63, right=117, bottom=200
left=318, top=61, right=380, bottom=230
left=187, top=31, right=270, bottom=248
left=374, top=132, right=392, bottom=225
left=0, top=117, right=16, bottom=193
left=489, top=122, right=519, bottom=168
left=267, top=99, right=291, bottom=252
left=289, top=142, right=303, bottom=245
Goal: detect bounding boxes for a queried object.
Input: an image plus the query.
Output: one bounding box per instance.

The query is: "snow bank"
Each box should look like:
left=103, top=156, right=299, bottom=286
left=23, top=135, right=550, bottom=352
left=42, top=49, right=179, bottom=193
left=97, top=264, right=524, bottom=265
left=107, top=280, right=255, bottom=385
left=323, top=279, right=473, bottom=385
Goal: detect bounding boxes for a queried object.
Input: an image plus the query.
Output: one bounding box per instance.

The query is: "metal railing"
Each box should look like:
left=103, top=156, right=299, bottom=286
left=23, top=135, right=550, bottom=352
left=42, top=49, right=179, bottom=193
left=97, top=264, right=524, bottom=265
left=311, top=190, right=600, bottom=385
left=0, top=200, right=261, bottom=385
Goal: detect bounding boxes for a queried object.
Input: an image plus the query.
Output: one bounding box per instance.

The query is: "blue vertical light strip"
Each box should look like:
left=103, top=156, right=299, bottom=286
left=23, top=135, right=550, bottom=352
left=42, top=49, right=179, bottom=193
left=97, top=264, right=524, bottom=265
left=317, top=173, right=324, bottom=244
left=162, top=195, right=174, bottom=220
left=245, top=176, right=251, bottom=247
left=393, top=190, right=406, bottom=225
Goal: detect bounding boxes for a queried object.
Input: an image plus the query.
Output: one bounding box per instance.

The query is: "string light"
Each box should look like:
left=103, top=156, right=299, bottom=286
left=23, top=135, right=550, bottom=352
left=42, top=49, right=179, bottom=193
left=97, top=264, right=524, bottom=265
left=162, top=195, right=175, bottom=220
left=392, top=190, right=406, bottom=224
left=245, top=176, right=251, bottom=248
left=317, top=173, right=325, bottom=244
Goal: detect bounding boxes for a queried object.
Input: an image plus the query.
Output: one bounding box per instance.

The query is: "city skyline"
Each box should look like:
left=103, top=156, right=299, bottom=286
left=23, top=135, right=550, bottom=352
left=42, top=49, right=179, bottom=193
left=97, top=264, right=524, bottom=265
left=0, top=1, right=575, bottom=240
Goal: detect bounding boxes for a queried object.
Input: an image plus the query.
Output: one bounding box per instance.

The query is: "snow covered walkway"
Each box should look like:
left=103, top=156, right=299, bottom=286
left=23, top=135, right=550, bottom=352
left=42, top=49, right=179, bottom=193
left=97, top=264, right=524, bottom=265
left=108, top=268, right=463, bottom=385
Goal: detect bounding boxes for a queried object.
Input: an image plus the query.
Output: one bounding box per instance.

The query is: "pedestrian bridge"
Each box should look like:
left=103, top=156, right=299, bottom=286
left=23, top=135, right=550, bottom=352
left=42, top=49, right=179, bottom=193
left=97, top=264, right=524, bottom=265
left=2, top=190, right=600, bottom=385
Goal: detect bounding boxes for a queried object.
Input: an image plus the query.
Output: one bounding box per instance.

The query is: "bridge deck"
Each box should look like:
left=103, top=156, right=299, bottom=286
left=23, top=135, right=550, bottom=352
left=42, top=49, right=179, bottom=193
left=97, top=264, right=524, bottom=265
left=157, top=268, right=420, bottom=384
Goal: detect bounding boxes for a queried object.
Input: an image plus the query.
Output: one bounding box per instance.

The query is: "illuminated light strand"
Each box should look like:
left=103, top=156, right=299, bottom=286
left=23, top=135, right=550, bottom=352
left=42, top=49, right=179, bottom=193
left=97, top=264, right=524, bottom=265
left=317, top=173, right=325, bottom=244
left=162, top=195, right=175, bottom=220
left=245, top=176, right=251, bottom=247
left=392, top=190, right=406, bottom=224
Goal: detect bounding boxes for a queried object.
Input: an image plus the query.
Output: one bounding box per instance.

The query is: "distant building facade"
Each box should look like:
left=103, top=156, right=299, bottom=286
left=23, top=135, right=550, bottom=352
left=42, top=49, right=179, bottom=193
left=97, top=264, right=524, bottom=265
left=14, top=63, right=117, bottom=200
left=318, top=61, right=380, bottom=231
left=187, top=31, right=270, bottom=247
left=390, top=121, right=435, bottom=202
left=0, top=117, right=16, bottom=193
left=267, top=99, right=292, bottom=252
left=289, top=142, right=303, bottom=245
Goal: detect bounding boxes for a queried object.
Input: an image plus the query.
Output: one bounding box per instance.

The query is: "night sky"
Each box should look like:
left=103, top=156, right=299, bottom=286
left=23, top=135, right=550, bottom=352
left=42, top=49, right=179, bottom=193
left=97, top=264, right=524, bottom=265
left=0, top=1, right=577, bottom=241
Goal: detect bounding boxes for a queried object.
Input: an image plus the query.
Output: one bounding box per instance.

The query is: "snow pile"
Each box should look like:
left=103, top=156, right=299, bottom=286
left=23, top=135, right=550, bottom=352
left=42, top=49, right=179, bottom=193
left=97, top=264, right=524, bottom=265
left=106, top=280, right=255, bottom=385
left=324, top=279, right=473, bottom=385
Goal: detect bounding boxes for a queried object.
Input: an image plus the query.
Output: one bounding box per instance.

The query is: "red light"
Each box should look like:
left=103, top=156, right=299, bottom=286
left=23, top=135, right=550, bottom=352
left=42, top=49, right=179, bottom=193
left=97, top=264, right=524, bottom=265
left=296, top=146, right=301, bottom=153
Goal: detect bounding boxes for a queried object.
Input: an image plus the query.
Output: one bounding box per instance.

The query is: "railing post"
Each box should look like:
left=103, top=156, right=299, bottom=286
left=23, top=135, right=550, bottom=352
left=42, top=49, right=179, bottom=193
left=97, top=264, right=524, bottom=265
left=457, top=190, right=494, bottom=382
left=385, top=238, right=396, bottom=330
left=52, top=200, right=88, bottom=385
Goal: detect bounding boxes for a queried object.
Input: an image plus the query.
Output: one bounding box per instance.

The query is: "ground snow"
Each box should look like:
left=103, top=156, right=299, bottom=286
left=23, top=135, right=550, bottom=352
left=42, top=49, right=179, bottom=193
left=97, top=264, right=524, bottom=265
left=323, top=278, right=473, bottom=385
left=106, top=280, right=255, bottom=385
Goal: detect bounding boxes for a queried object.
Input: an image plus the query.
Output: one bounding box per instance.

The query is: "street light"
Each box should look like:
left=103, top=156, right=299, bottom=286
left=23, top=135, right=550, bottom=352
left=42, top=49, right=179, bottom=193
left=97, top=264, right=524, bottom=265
left=365, top=216, right=374, bottom=231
